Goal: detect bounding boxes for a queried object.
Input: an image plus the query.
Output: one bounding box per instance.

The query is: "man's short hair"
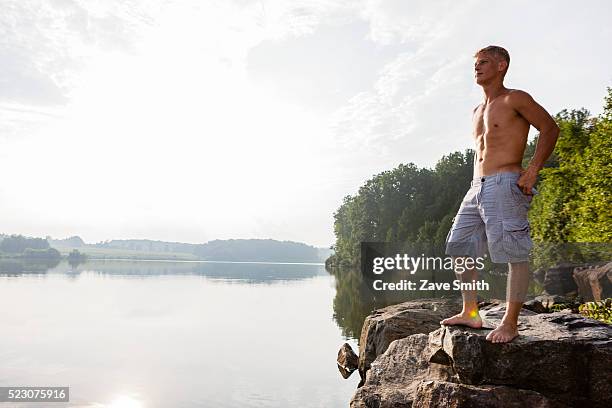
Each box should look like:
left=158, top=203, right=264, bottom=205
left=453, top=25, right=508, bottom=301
left=474, top=45, right=510, bottom=72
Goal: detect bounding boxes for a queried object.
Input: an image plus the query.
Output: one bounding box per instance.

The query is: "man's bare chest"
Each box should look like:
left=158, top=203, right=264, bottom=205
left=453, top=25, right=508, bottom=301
left=473, top=103, right=521, bottom=135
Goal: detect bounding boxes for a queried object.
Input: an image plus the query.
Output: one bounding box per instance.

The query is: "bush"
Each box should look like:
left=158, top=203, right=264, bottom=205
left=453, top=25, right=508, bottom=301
left=579, top=298, right=612, bottom=324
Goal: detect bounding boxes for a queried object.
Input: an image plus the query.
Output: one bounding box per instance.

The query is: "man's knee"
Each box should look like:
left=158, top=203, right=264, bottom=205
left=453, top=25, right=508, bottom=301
left=508, top=261, right=530, bottom=273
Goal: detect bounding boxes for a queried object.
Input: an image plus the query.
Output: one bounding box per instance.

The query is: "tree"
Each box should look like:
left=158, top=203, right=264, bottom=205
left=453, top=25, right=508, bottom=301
left=0, top=235, right=50, bottom=254
left=530, top=89, right=612, bottom=243
left=572, top=88, right=612, bottom=241
left=330, top=150, right=473, bottom=266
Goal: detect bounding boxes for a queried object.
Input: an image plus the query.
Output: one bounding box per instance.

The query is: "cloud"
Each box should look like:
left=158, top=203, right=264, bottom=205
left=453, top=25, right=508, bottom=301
left=328, top=0, right=612, bottom=172
left=359, top=0, right=462, bottom=46
left=247, top=20, right=407, bottom=116
left=1, top=0, right=611, bottom=246
left=0, top=0, right=160, bottom=105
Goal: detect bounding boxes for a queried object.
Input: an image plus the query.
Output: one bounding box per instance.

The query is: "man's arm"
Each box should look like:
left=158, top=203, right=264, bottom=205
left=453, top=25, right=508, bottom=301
left=511, top=91, right=560, bottom=194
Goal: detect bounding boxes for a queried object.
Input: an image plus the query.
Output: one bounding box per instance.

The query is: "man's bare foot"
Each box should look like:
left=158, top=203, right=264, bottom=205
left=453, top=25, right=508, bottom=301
left=440, top=310, right=482, bottom=328
left=486, top=321, right=519, bottom=343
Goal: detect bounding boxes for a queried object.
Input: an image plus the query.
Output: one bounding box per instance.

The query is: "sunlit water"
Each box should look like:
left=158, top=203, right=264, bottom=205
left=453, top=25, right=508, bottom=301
left=0, top=260, right=361, bottom=407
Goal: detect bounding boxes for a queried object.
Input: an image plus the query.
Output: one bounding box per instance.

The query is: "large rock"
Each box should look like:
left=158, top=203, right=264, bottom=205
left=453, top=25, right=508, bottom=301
left=412, top=380, right=569, bottom=408
left=351, top=334, right=454, bottom=408
left=357, top=298, right=461, bottom=382
left=426, top=311, right=612, bottom=407
left=351, top=309, right=612, bottom=408
left=542, top=263, right=580, bottom=296
left=573, top=262, right=612, bottom=301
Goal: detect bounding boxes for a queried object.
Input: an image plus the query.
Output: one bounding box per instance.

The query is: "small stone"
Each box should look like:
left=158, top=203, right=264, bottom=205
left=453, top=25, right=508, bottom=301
left=522, top=299, right=547, bottom=313
left=337, top=342, right=359, bottom=378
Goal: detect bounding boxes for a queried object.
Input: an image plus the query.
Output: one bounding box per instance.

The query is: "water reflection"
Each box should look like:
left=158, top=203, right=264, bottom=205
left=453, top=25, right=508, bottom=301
left=0, top=259, right=327, bottom=283
left=0, top=258, right=60, bottom=275
left=107, top=395, right=144, bottom=408
left=0, top=260, right=360, bottom=407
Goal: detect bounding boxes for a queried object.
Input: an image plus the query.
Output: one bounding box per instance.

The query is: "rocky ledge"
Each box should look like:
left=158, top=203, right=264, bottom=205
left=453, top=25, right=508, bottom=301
left=348, top=299, right=612, bottom=408
left=356, top=298, right=463, bottom=384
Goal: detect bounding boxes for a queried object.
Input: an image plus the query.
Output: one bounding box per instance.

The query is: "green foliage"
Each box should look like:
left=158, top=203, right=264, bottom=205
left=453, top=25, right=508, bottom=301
left=579, top=298, right=612, bottom=324
left=332, top=150, right=474, bottom=266
left=572, top=90, right=612, bottom=241
left=530, top=88, right=612, bottom=244
left=549, top=300, right=581, bottom=314
left=549, top=303, right=566, bottom=312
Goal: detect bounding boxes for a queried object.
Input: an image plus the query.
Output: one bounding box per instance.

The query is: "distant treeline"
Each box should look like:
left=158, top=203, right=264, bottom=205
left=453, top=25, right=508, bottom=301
left=0, top=234, right=61, bottom=261
left=329, top=88, right=612, bottom=267
left=193, top=239, right=328, bottom=262
left=1, top=233, right=330, bottom=263
left=50, top=237, right=331, bottom=262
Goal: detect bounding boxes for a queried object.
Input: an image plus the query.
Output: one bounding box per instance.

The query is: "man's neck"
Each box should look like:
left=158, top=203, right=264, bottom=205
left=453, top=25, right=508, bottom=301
left=481, top=82, right=507, bottom=103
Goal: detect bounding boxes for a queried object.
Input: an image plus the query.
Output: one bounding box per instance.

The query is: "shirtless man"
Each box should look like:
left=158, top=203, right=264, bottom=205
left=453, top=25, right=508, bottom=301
left=441, top=45, right=560, bottom=343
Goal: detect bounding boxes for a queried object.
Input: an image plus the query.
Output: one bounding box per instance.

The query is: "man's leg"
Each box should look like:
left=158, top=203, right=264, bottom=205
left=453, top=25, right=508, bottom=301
left=440, top=257, right=482, bottom=328
left=483, top=174, right=534, bottom=343
left=486, top=261, right=530, bottom=343
left=442, top=181, right=485, bottom=327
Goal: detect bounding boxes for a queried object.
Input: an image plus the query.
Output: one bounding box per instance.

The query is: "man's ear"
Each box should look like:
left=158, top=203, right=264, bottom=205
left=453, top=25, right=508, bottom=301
left=498, top=60, right=508, bottom=73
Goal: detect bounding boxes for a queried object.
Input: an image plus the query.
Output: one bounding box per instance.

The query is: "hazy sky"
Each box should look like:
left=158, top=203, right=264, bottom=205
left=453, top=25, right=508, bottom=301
left=1, top=0, right=611, bottom=247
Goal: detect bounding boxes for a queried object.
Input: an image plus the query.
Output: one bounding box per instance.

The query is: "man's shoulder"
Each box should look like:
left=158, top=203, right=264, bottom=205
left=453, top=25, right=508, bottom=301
left=505, top=89, right=535, bottom=105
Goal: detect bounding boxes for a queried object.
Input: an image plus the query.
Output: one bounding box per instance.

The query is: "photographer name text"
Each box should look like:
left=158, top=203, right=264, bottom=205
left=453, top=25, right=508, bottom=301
left=373, top=279, right=489, bottom=291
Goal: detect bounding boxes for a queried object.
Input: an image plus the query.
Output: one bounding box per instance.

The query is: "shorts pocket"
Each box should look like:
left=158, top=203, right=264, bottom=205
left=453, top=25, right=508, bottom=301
left=503, top=219, right=529, bottom=235
left=502, top=219, right=533, bottom=260
left=509, top=183, right=532, bottom=206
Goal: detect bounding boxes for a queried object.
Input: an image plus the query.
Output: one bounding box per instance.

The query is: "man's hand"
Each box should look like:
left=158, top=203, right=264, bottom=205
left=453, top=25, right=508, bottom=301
left=517, top=167, right=538, bottom=195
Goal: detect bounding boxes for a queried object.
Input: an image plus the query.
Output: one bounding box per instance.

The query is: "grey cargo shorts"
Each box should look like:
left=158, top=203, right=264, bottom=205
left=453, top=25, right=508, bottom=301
left=445, top=172, right=536, bottom=263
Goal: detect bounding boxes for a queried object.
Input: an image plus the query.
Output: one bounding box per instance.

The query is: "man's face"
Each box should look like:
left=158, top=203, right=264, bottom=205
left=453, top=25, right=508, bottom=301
left=474, top=52, right=503, bottom=85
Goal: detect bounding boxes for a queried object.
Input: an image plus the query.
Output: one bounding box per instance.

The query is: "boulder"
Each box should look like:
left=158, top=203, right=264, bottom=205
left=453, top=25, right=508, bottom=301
left=425, top=311, right=612, bottom=407
left=357, top=298, right=461, bottom=382
left=350, top=334, right=454, bottom=408
left=337, top=343, right=359, bottom=378
left=573, top=262, right=612, bottom=301
left=533, top=267, right=546, bottom=283
left=351, top=308, right=612, bottom=408
left=412, top=380, right=569, bottom=408
left=542, top=263, right=580, bottom=296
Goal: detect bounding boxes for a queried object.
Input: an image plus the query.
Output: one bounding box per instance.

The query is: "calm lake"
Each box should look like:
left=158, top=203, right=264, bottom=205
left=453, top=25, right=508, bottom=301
left=0, top=260, right=367, bottom=408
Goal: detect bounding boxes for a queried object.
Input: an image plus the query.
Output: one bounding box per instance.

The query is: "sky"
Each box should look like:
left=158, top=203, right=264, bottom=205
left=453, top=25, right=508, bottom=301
left=1, top=0, right=611, bottom=248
